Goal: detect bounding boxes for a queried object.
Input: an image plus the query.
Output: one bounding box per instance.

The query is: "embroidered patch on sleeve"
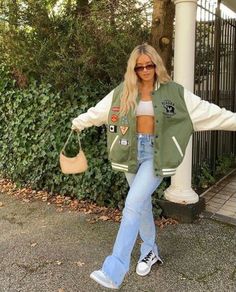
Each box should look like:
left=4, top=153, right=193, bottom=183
left=109, top=125, right=117, bottom=133
left=120, top=126, right=128, bottom=135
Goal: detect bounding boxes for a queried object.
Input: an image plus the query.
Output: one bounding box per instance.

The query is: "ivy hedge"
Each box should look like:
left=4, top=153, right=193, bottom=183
left=0, top=65, right=166, bottom=216
left=0, top=0, right=168, bottom=216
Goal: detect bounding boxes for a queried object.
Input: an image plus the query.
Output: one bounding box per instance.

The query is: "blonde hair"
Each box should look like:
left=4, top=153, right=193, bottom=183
left=120, top=43, right=171, bottom=115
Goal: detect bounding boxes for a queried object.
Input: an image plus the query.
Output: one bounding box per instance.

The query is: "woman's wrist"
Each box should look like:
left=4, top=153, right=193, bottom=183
left=71, top=124, right=80, bottom=132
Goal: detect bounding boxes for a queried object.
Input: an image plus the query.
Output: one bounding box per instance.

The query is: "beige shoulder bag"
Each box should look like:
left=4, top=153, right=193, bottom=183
left=59, top=130, right=88, bottom=174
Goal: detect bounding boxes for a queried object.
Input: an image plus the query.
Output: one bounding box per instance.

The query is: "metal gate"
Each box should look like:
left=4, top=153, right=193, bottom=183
left=193, top=0, right=236, bottom=176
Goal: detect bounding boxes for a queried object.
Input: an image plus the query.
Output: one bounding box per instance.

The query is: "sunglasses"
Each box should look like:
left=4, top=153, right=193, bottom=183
left=134, top=64, right=156, bottom=73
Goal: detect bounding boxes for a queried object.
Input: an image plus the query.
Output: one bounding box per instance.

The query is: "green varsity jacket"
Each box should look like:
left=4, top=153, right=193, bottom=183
left=107, top=82, right=193, bottom=177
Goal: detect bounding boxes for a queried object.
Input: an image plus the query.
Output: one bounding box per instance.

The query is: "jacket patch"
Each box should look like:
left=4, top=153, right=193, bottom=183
left=109, top=125, right=117, bottom=133
left=162, top=100, right=176, bottom=117
left=121, top=116, right=129, bottom=125
left=119, top=139, right=129, bottom=146
left=120, top=126, right=129, bottom=135
left=112, top=106, right=120, bottom=112
left=111, top=114, right=119, bottom=123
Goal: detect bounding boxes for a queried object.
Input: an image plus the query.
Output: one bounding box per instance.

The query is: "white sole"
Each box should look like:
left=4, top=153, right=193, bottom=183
left=136, top=257, right=158, bottom=276
left=90, top=271, right=118, bottom=289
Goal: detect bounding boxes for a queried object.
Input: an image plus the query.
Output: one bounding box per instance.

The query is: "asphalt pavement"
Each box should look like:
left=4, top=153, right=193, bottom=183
left=0, top=191, right=235, bottom=292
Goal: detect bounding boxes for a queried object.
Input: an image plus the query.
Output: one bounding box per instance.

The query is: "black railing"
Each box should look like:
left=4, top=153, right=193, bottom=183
left=193, top=0, right=236, bottom=175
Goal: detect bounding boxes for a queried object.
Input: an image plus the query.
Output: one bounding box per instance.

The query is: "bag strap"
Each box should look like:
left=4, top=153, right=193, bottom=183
left=62, top=130, right=82, bottom=153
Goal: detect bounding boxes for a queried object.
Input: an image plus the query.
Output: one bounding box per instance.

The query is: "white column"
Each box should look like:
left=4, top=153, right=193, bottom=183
left=164, top=0, right=199, bottom=204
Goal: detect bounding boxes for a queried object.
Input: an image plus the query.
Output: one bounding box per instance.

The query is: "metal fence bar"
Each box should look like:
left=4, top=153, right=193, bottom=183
left=193, top=0, right=236, bottom=179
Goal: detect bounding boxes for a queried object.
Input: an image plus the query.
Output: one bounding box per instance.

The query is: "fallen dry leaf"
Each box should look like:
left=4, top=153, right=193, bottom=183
left=56, top=261, right=62, bottom=265
left=155, top=217, right=178, bottom=229
left=31, top=242, right=37, bottom=247
left=23, top=198, right=30, bottom=203
left=0, top=178, right=177, bottom=229
left=42, top=196, right=48, bottom=202
left=114, top=215, right=121, bottom=222
left=58, top=289, right=64, bottom=292
left=98, top=215, right=110, bottom=221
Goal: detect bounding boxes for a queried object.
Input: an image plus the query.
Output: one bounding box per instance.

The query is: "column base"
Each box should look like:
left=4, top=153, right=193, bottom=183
left=157, top=197, right=205, bottom=223
left=164, top=185, right=199, bottom=204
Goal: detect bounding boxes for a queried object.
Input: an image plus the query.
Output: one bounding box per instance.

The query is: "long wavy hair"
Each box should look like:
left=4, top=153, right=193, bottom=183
left=120, top=43, right=171, bottom=115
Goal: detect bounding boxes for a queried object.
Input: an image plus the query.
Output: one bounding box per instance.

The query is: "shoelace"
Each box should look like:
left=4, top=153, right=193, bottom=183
left=142, top=251, right=153, bottom=263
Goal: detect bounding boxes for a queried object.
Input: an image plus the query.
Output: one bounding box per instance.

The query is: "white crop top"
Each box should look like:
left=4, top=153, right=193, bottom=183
left=136, top=100, right=154, bottom=116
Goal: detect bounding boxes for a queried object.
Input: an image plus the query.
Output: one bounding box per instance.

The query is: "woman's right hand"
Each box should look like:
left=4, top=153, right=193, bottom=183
left=71, top=124, right=80, bottom=132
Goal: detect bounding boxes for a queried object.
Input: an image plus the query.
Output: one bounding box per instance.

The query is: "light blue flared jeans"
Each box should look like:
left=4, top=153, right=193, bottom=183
left=101, top=134, right=163, bottom=287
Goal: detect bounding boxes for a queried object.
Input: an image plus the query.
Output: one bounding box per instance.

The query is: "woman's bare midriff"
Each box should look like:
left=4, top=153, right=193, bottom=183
left=136, top=115, right=154, bottom=134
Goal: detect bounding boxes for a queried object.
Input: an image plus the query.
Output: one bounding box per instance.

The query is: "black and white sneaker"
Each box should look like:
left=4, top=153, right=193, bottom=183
left=136, top=250, right=162, bottom=276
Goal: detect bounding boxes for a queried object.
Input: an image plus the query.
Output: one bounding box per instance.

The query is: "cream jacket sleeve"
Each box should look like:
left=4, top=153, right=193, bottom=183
left=72, top=89, right=114, bottom=131
left=184, top=88, right=236, bottom=132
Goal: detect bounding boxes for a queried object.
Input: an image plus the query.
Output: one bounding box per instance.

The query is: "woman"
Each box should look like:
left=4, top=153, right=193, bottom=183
left=72, top=43, right=236, bottom=289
